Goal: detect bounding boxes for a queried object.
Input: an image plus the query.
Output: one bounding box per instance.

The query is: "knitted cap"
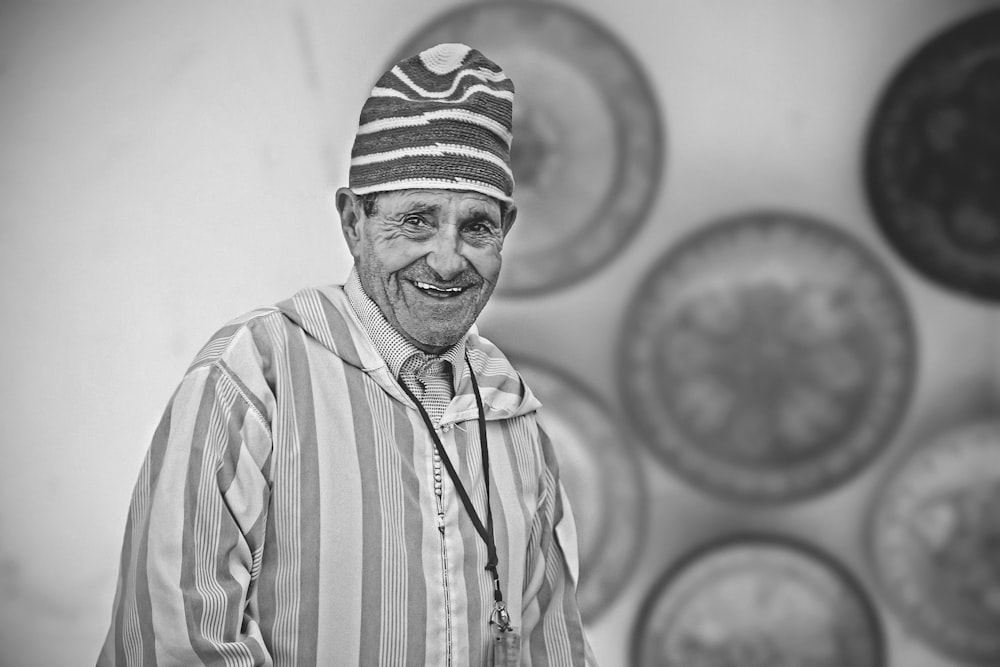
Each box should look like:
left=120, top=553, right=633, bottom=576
left=349, top=43, right=515, bottom=204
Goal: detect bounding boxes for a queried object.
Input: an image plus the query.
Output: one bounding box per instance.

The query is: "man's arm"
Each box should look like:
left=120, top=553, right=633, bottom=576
left=99, top=361, right=273, bottom=666
left=519, top=424, right=598, bottom=667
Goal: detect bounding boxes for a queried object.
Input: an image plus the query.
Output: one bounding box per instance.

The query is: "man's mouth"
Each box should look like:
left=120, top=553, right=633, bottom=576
left=410, top=280, right=471, bottom=298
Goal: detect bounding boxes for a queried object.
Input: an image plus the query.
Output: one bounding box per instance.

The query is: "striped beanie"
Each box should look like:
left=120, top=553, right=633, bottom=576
left=349, top=43, right=515, bottom=204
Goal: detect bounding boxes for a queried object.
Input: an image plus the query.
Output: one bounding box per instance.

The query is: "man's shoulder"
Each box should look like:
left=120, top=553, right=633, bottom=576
left=184, top=305, right=284, bottom=373
left=462, top=329, right=543, bottom=419
left=185, top=283, right=356, bottom=374
left=463, top=328, right=507, bottom=366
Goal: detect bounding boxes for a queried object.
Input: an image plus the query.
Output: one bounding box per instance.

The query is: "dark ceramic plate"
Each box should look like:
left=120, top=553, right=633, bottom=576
left=865, top=9, right=1000, bottom=301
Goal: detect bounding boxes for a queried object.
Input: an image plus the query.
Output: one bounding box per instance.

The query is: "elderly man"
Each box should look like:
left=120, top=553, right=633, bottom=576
left=100, top=43, right=595, bottom=666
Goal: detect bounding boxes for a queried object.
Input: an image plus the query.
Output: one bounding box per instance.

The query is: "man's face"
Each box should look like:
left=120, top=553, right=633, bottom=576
left=341, top=188, right=515, bottom=354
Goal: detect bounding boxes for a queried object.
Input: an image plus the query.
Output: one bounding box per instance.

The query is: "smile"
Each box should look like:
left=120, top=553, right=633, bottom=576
left=411, top=280, right=469, bottom=298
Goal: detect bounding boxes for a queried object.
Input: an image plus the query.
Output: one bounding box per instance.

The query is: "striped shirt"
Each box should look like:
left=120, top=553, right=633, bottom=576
left=99, top=280, right=595, bottom=666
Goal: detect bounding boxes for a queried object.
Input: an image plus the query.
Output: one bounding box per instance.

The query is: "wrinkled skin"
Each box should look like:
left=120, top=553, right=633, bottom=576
left=337, top=187, right=517, bottom=354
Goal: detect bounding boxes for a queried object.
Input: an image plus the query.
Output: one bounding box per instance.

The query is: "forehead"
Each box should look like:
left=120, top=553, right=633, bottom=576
left=377, top=189, right=501, bottom=217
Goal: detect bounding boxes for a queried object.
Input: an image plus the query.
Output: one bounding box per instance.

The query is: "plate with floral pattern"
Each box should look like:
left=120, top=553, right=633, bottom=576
left=619, top=211, right=916, bottom=502
left=632, top=536, right=885, bottom=667
left=869, top=421, right=1000, bottom=664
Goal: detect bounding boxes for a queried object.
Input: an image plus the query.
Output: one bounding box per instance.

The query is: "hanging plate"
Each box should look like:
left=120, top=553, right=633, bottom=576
left=632, top=536, right=885, bottom=667
left=392, top=1, right=663, bottom=296
left=869, top=421, right=1000, bottom=664
left=865, top=9, right=1000, bottom=301
left=619, top=211, right=917, bottom=502
left=512, top=356, right=647, bottom=622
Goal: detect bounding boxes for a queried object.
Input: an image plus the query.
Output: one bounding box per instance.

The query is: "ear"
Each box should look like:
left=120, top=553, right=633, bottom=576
left=500, top=201, right=517, bottom=238
left=336, top=187, right=364, bottom=259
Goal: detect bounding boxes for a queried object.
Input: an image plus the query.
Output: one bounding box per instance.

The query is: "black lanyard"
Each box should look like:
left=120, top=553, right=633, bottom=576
left=399, top=356, right=509, bottom=626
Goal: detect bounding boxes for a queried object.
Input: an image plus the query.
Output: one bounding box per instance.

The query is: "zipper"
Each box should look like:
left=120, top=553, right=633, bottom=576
left=433, top=440, right=453, bottom=666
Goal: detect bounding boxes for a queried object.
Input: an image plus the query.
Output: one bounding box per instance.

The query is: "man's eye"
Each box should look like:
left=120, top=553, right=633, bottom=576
left=402, top=215, right=429, bottom=228
left=466, top=222, right=496, bottom=235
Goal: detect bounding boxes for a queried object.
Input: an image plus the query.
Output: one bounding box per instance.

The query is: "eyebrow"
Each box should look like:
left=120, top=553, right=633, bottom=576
left=396, top=202, right=440, bottom=215
left=465, top=205, right=501, bottom=225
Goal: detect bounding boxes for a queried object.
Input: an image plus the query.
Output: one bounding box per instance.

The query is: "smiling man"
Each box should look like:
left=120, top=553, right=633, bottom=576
left=340, top=188, right=512, bottom=354
left=100, top=43, right=596, bottom=666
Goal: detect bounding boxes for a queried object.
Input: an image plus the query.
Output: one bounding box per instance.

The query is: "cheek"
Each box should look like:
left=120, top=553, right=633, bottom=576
left=364, top=234, right=426, bottom=275
left=466, top=245, right=503, bottom=281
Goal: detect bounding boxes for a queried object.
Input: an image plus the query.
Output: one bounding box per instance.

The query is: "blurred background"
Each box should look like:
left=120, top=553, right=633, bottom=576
left=1, top=0, right=999, bottom=665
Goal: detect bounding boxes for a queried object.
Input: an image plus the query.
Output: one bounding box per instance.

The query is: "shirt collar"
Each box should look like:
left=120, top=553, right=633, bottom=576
left=344, top=267, right=467, bottom=385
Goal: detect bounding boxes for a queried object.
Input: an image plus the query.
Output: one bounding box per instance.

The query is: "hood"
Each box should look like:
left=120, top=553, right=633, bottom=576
left=275, top=284, right=541, bottom=424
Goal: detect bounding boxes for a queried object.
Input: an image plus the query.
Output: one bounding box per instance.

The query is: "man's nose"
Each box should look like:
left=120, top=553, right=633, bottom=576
left=425, top=228, right=467, bottom=281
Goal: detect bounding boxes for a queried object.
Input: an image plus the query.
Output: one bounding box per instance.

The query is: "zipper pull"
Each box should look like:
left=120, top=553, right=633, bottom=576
left=436, top=511, right=445, bottom=533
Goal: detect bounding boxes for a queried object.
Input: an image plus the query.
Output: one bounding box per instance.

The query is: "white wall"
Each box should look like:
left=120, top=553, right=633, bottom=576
left=1, top=1, right=998, bottom=665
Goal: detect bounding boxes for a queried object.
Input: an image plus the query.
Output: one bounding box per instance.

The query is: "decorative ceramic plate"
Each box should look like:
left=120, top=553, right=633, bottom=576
left=512, top=356, right=646, bottom=622
left=619, top=211, right=917, bottom=502
left=869, top=421, right=1000, bottom=664
left=865, top=8, right=1000, bottom=301
left=392, top=1, right=663, bottom=296
left=632, top=536, right=885, bottom=667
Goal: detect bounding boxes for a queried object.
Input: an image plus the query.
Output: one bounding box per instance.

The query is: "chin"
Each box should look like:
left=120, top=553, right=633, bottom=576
left=404, top=320, right=470, bottom=351
left=400, top=309, right=479, bottom=353
left=413, top=332, right=464, bottom=353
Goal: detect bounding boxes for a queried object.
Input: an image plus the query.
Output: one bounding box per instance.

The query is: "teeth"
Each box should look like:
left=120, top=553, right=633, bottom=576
left=415, top=281, right=464, bottom=293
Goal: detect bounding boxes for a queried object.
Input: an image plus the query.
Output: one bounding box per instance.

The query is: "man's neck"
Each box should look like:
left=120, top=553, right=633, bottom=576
left=344, top=267, right=467, bottom=382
